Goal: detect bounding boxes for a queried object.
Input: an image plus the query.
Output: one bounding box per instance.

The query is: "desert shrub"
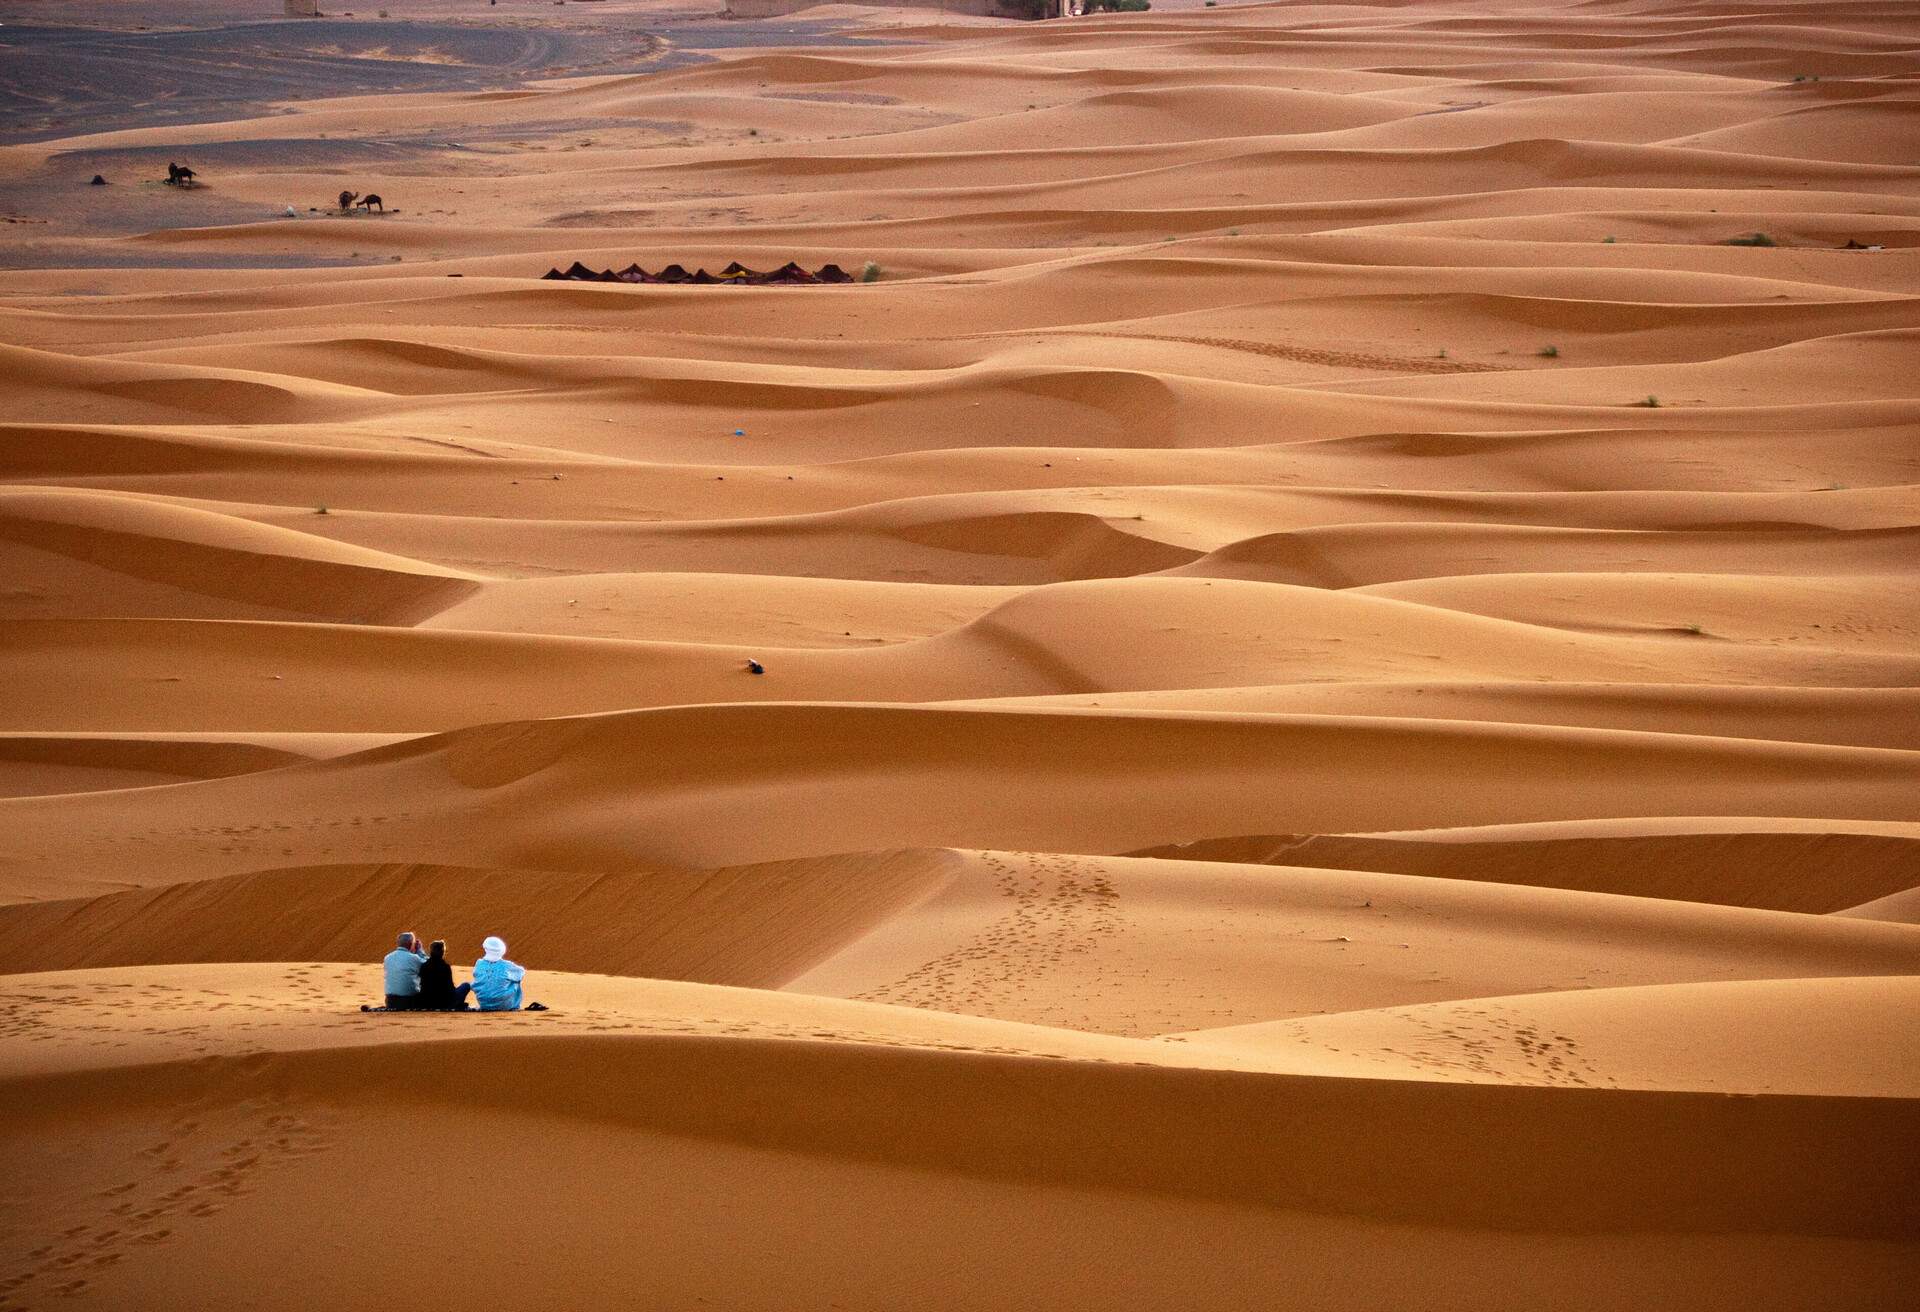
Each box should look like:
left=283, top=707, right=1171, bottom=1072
left=861, top=260, right=882, bottom=282
left=1538, top=345, right=1559, bottom=358
left=1725, top=231, right=1777, bottom=247
left=1634, top=395, right=1661, bottom=407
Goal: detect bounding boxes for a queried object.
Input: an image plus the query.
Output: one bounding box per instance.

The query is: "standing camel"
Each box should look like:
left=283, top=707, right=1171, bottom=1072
left=166, top=162, right=197, bottom=186
left=358, top=194, right=385, bottom=213
left=338, top=190, right=359, bottom=212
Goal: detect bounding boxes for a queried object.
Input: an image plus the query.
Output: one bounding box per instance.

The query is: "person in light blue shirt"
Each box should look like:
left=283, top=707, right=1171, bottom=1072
left=382, top=931, right=427, bottom=1010
left=471, top=936, right=527, bottom=1012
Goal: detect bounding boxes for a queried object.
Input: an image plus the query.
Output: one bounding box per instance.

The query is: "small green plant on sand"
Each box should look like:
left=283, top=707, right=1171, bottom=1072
left=861, top=260, right=882, bottom=283
left=1538, top=345, right=1559, bottom=358
left=1634, top=395, right=1661, bottom=407
left=1602, top=235, right=1617, bottom=244
left=315, top=506, right=329, bottom=515
left=1679, top=623, right=1704, bottom=635
left=1725, top=231, right=1777, bottom=247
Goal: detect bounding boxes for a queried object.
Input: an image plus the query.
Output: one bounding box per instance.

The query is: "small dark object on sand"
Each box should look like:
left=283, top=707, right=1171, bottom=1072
left=747, top=659, right=765, bottom=675
left=90, top=174, right=107, bottom=186
left=165, top=162, right=197, bottom=186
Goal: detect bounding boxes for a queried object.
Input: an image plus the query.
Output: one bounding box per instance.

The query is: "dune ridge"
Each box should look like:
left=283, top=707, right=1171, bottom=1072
left=3, top=0, right=1917, bottom=1305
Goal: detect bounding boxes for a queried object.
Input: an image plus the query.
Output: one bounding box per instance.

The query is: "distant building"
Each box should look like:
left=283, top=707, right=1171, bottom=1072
left=285, top=0, right=319, bottom=15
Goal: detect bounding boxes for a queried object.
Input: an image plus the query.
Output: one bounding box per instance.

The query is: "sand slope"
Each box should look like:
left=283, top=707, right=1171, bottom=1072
left=3, top=0, right=1918, bottom=1305
left=3, top=966, right=1916, bottom=1311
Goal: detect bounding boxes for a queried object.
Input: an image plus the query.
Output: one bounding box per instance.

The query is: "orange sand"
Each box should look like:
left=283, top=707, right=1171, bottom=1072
left=2, top=0, right=1917, bottom=1307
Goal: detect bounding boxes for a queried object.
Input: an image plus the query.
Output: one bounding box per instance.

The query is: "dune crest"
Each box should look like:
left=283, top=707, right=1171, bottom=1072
left=3, top=0, right=1917, bottom=1304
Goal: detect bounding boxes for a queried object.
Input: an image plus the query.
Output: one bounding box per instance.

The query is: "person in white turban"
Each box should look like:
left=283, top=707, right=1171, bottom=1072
left=471, top=936, right=528, bottom=1012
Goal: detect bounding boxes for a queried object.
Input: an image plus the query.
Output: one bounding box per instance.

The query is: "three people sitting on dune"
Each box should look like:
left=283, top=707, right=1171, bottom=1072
left=377, top=931, right=542, bottom=1012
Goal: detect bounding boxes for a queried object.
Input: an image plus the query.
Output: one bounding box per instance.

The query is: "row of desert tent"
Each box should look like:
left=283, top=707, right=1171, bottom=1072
left=541, top=260, right=857, bottom=285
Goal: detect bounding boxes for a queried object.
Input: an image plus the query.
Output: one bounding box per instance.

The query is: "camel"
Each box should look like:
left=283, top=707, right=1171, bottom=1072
left=358, top=194, right=385, bottom=213
left=165, top=162, right=197, bottom=187
left=339, top=190, right=358, bottom=212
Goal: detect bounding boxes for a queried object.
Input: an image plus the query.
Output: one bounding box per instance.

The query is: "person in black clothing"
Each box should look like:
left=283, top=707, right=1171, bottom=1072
left=416, top=940, right=473, bottom=1011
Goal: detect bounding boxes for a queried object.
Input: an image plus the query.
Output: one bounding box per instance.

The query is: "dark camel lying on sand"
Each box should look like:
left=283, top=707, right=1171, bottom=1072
left=542, top=261, right=855, bottom=285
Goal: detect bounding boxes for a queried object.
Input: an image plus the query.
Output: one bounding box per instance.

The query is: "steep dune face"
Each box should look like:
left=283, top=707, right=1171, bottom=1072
left=1132, top=826, right=1920, bottom=911
left=1, top=703, right=1915, bottom=892
left=0, top=851, right=971, bottom=986
left=3, top=0, right=1918, bottom=1306
left=0, top=487, right=478, bottom=624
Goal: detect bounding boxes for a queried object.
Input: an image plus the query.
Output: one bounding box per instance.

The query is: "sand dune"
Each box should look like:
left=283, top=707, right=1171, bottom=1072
left=1132, top=825, right=1920, bottom=912
left=1175, top=522, right=1920, bottom=588
left=0, top=851, right=966, bottom=985
left=995, top=681, right=1920, bottom=748
left=1667, top=97, right=1920, bottom=165
left=1172, top=974, right=1920, bottom=1094
left=418, top=571, right=1016, bottom=644
left=0, top=734, right=318, bottom=799
left=3, top=0, right=1916, bottom=1304
left=6, top=965, right=1915, bottom=1311
left=6, top=849, right=1914, bottom=1037
left=28, top=569, right=1920, bottom=731
left=0, top=486, right=476, bottom=624
left=1, top=704, right=1915, bottom=892
left=0, top=343, right=381, bottom=427
left=1836, top=884, right=1920, bottom=924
